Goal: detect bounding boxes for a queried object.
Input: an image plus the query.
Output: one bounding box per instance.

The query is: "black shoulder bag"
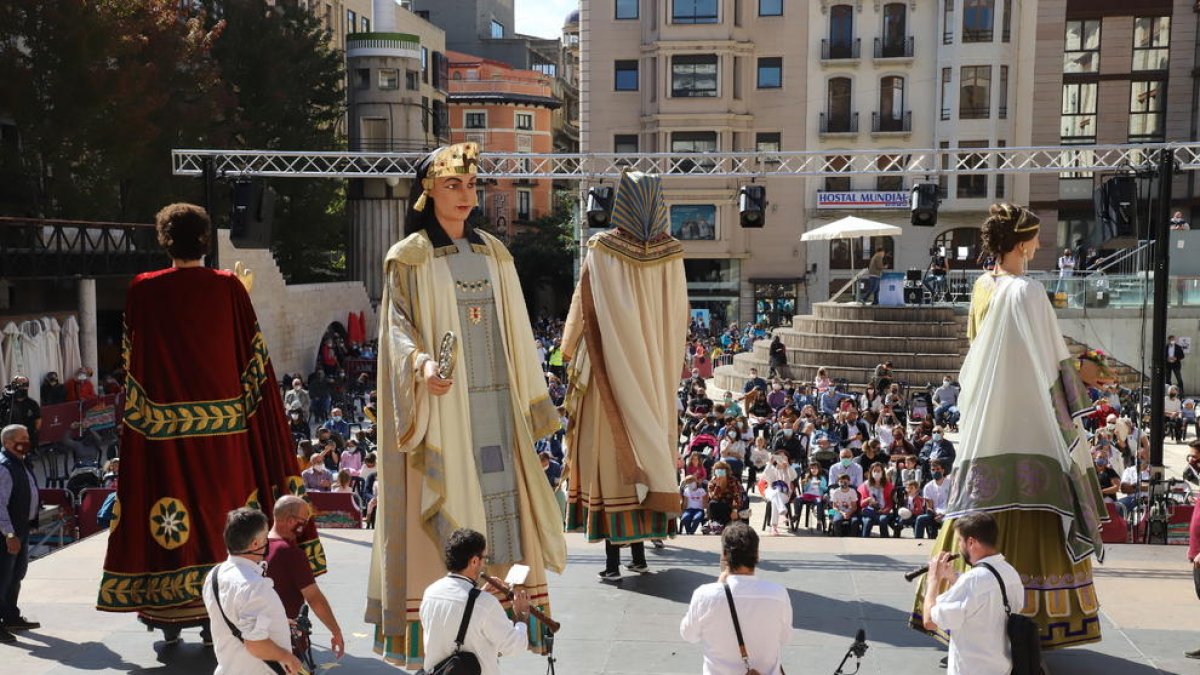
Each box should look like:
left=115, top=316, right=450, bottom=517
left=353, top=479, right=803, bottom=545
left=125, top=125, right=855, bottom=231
left=978, top=562, right=1041, bottom=675
left=210, top=566, right=288, bottom=675
left=417, top=586, right=483, bottom=675
left=723, top=582, right=763, bottom=675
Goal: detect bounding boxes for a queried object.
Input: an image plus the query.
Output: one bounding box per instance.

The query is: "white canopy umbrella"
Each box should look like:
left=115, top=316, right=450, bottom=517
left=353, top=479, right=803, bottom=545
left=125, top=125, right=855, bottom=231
left=800, top=215, right=903, bottom=242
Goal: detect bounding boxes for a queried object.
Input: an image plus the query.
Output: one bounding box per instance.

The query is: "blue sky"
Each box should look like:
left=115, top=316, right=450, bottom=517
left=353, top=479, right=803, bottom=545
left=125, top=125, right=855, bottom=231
left=516, top=0, right=578, bottom=39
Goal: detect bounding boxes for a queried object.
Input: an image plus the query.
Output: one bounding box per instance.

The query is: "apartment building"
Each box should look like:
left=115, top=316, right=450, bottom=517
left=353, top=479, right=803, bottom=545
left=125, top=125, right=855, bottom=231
left=300, top=0, right=375, bottom=51
left=582, top=0, right=810, bottom=327
left=447, top=51, right=559, bottom=236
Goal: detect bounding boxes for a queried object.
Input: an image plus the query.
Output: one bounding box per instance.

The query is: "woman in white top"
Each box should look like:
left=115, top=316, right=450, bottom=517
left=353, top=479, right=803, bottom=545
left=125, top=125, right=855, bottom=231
left=813, top=367, right=832, bottom=394
left=760, top=452, right=798, bottom=535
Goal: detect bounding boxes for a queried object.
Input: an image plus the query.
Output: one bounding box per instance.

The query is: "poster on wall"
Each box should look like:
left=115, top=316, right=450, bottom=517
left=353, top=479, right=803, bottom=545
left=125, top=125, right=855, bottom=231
left=690, top=309, right=711, bottom=328
left=671, top=205, right=717, bottom=240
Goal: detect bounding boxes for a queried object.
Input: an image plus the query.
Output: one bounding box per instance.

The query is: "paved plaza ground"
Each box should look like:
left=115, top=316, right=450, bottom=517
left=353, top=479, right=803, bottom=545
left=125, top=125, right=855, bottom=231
left=6, top=506, right=1199, bottom=675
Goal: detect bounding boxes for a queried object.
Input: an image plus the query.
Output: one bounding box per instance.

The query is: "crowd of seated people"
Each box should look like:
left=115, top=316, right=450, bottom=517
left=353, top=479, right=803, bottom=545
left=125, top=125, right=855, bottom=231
left=673, top=362, right=962, bottom=538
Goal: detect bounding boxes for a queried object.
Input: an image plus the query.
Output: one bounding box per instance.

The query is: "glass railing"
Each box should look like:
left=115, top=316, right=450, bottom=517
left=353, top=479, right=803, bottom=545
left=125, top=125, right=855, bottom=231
left=1034, top=273, right=1200, bottom=309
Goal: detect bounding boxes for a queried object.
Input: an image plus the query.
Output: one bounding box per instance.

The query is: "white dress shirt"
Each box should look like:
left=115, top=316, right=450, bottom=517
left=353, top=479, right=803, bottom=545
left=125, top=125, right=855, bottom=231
left=202, top=556, right=292, bottom=675
left=421, top=574, right=528, bottom=675
left=828, top=461, right=863, bottom=488
left=931, top=553, right=1025, bottom=675
left=680, top=574, right=792, bottom=675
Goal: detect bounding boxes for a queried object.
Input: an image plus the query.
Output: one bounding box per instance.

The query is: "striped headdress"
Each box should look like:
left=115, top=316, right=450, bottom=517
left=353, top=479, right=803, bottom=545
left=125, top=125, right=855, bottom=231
left=610, top=171, right=669, bottom=242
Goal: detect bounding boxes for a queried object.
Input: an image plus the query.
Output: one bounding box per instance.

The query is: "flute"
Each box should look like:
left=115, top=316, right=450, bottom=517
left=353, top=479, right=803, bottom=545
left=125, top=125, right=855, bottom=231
left=480, top=573, right=562, bottom=634
left=904, top=553, right=960, bottom=582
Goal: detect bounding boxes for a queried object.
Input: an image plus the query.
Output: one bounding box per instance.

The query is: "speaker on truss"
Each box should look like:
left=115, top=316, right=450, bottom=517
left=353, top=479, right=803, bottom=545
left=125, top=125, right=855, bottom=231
left=230, top=179, right=276, bottom=249
left=1094, top=175, right=1136, bottom=240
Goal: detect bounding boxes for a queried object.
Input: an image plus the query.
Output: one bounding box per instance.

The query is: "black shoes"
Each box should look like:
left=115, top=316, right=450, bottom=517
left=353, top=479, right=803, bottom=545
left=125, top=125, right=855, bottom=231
left=4, top=616, right=39, bottom=631
left=0, top=626, right=14, bottom=644
left=1185, top=647, right=1200, bottom=659
left=597, top=570, right=622, bottom=583
left=625, top=563, right=650, bottom=574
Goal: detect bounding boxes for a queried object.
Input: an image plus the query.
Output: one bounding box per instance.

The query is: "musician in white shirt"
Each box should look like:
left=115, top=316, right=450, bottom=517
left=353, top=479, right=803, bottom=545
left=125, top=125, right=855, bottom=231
left=419, top=529, right=532, bottom=675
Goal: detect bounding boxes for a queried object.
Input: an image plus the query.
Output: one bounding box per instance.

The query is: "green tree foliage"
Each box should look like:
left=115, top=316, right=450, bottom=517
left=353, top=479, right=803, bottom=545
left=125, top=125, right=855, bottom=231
left=0, top=0, right=230, bottom=220
left=508, top=191, right=577, bottom=316
left=199, top=0, right=347, bottom=281
left=0, top=0, right=347, bottom=282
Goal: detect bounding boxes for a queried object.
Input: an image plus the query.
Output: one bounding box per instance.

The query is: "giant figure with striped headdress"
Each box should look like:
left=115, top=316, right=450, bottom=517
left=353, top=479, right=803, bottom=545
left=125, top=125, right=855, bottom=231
left=562, top=171, right=690, bottom=579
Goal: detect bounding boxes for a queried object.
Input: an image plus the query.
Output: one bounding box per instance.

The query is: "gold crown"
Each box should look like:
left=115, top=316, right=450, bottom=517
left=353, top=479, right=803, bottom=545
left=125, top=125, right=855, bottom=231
left=414, top=143, right=480, bottom=212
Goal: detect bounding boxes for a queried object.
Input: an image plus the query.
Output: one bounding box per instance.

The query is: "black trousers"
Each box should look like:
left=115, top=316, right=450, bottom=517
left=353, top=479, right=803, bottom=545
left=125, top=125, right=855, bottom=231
left=1168, top=363, right=1185, bottom=395
left=604, top=540, right=646, bottom=573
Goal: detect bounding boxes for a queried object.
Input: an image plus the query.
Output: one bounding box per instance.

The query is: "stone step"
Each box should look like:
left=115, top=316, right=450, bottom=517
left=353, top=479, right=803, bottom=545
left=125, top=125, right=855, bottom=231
left=811, top=301, right=962, bottom=323
left=790, top=317, right=964, bottom=339
left=779, top=331, right=967, bottom=355
left=716, top=354, right=960, bottom=392
left=760, top=346, right=964, bottom=372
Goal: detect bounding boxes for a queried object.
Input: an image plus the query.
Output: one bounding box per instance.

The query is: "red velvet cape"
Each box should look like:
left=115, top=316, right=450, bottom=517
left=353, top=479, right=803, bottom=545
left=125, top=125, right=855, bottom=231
left=97, top=267, right=325, bottom=619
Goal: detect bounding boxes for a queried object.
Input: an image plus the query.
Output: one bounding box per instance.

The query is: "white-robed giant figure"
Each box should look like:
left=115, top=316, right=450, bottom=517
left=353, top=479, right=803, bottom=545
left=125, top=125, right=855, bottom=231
left=365, top=142, right=566, bottom=667
left=911, top=203, right=1109, bottom=649
left=562, top=172, right=689, bottom=566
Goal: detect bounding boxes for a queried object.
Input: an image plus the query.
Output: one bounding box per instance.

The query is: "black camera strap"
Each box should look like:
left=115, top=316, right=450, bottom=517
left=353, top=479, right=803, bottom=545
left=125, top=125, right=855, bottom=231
left=722, top=582, right=753, bottom=673
left=210, top=565, right=288, bottom=675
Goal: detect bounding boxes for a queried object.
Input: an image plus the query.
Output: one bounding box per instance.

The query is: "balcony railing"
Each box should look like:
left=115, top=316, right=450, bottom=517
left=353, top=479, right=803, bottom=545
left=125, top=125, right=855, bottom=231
left=819, top=111, right=859, bottom=135
left=940, top=107, right=951, bottom=121
left=346, top=32, right=422, bottom=60
left=447, top=78, right=554, bottom=98
left=959, top=106, right=991, bottom=120
left=872, top=111, right=912, bottom=133
left=0, top=217, right=165, bottom=279
left=962, top=28, right=994, bottom=43
left=353, top=139, right=440, bottom=153
left=821, top=38, right=861, bottom=61
left=873, top=36, right=914, bottom=59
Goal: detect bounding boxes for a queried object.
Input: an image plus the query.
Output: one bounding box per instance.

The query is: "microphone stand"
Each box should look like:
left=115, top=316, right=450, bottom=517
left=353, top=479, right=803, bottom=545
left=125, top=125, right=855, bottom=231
left=543, top=624, right=557, bottom=675
left=833, top=635, right=868, bottom=675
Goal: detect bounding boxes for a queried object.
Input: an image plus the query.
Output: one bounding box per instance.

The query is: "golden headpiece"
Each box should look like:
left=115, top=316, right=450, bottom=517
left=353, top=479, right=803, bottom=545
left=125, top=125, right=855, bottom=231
left=413, top=142, right=480, bottom=212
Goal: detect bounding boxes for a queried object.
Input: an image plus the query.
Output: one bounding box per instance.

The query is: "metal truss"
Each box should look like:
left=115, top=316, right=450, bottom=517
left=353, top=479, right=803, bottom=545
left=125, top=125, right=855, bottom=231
left=0, top=217, right=165, bottom=279
left=174, top=142, right=1200, bottom=180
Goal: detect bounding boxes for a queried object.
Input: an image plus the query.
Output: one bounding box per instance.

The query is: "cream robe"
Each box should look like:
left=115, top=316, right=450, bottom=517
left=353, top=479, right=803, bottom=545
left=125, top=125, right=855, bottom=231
left=563, top=233, right=689, bottom=542
left=366, top=229, right=565, bottom=667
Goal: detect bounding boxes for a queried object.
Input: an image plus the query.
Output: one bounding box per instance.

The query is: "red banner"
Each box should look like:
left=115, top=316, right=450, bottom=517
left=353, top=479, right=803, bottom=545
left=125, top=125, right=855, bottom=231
left=38, top=394, right=124, bottom=444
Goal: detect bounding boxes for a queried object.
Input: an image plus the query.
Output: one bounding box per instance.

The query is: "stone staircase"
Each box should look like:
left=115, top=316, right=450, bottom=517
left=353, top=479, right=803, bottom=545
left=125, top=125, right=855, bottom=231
left=1061, top=336, right=1146, bottom=388
left=714, top=302, right=970, bottom=392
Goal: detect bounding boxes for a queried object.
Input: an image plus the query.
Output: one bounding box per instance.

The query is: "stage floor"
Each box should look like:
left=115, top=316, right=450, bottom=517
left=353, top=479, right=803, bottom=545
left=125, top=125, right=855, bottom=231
left=8, top=521, right=1198, bottom=674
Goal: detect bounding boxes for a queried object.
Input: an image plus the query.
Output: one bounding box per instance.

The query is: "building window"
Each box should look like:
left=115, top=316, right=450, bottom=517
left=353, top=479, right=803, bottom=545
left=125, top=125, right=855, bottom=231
left=347, top=9, right=356, bottom=35
left=825, top=77, right=854, bottom=132
left=671, top=55, right=718, bottom=97
left=378, top=69, right=399, bottom=90
left=421, top=47, right=429, bottom=83
left=491, top=20, right=505, bottom=39
left=671, top=131, right=718, bottom=172
left=957, top=141, right=988, bottom=198
left=1000, top=0, right=1010, bottom=41
left=614, top=60, right=639, bottom=90
left=756, top=57, right=782, bottom=89
left=962, top=0, right=994, bottom=42
left=1063, top=19, right=1100, bottom=73
left=515, top=112, right=534, bottom=131
left=673, top=0, right=719, bottom=24
left=755, top=132, right=782, bottom=152
left=942, top=0, right=954, bottom=44
left=824, top=155, right=851, bottom=191
left=940, top=67, right=952, bottom=121
left=878, top=76, right=905, bottom=130
left=1133, top=17, right=1171, bottom=72
left=465, top=111, right=487, bottom=129
left=614, top=134, right=639, bottom=153
left=360, top=117, right=388, bottom=151
left=533, top=62, right=557, bottom=77
left=421, top=95, right=430, bottom=132
left=354, top=68, right=370, bottom=90
left=829, top=5, right=855, bottom=58
left=670, top=204, right=718, bottom=240
left=959, top=65, right=991, bottom=119
left=616, top=0, right=639, bottom=19
left=759, top=0, right=783, bottom=16
left=517, top=190, right=531, bottom=220
left=881, top=3, right=907, bottom=55
left=998, top=65, right=1008, bottom=119
left=876, top=155, right=905, bottom=191
left=362, top=17, right=370, bottom=33
left=1130, top=81, right=1164, bottom=142
left=406, top=70, right=420, bottom=90
left=830, top=236, right=894, bottom=270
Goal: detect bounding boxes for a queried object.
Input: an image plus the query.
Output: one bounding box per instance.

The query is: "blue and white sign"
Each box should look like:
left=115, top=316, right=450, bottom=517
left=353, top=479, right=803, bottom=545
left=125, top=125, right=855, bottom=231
left=816, top=191, right=908, bottom=209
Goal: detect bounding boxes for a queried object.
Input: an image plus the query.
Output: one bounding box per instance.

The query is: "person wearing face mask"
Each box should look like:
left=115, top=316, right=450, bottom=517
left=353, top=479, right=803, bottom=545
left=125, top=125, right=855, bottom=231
left=771, top=422, right=807, bottom=468
left=39, top=372, right=66, bottom=406
left=722, top=392, right=742, bottom=418
left=766, top=380, right=788, bottom=411
left=828, top=475, right=859, bottom=536
left=1167, top=335, right=1185, bottom=395
left=933, top=377, right=960, bottom=430
left=761, top=452, right=798, bottom=535
left=321, top=407, right=350, bottom=441
left=287, top=408, right=308, bottom=440
left=1092, top=452, right=1121, bottom=502
left=918, top=427, right=956, bottom=480
left=283, top=379, right=310, bottom=424
left=203, top=508, right=303, bottom=675
left=0, top=379, right=40, bottom=452
left=828, top=449, right=864, bottom=490
left=915, top=460, right=951, bottom=540
left=65, top=366, right=96, bottom=402
left=0, top=425, right=40, bottom=643
left=706, top=461, right=746, bottom=533
left=1166, top=387, right=1186, bottom=444
left=265, top=496, right=344, bottom=669
left=857, top=462, right=898, bottom=538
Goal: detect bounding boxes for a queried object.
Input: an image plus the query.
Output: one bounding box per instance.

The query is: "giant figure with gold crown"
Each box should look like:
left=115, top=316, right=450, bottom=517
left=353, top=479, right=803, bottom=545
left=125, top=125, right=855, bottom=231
left=365, top=143, right=566, bottom=667
left=562, top=171, right=689, bottom=577
left=910, top=203, right=1110, bottom=649
left=96, top=203, right=325, bottom=642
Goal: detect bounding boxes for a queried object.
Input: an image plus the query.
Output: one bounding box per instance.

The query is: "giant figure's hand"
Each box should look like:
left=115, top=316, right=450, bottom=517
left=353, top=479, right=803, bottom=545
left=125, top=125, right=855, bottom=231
left=423, top=359, right=453, bottom=396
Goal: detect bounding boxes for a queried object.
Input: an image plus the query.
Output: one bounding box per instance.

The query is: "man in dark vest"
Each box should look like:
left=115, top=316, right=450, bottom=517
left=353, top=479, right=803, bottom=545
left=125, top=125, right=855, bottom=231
left=0, top=423, right=40, bottom=643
